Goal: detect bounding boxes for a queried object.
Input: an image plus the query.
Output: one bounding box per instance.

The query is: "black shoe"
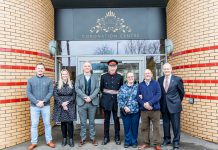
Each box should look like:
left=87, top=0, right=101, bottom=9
left=115, top=139, right=121, bottom=145
left=69, top=138, right=74, bottom=147
left=61, top=138, right=67, bottom=147
left=161, top=140, right=171, bottom=146
left=102, top=138, right=110, bottom=145
left=132, top=144, right=138, bottom=148
left=173, top=143, right=180, bottom=150
left=124, top=144, right=129, bottom=148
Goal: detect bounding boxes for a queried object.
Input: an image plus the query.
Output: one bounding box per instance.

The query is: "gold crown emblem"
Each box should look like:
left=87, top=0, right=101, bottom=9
left=106, top=10, right=116, bottom=17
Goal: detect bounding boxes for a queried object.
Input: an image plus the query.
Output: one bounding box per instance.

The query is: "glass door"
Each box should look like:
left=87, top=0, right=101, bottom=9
left=76, top=55, right=145, bottom=124
left=145, top=54, right=166, bottom=80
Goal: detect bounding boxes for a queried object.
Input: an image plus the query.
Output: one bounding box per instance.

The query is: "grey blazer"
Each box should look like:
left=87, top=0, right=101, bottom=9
left=75, top=74, right=100, bottom=106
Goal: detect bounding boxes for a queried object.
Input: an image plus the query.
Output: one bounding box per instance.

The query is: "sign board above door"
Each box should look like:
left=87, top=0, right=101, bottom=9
left=55, top=8, right=166, bottom=40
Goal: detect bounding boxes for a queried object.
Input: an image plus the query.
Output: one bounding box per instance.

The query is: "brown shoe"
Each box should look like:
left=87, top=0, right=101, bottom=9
left=138, top=144, right=149, bottom=150
left=28, top=144, right=37, bottom=150
left=47, top=141, right=56, bottom=148
left=91, top=139, right=98, bottom=146
left=79, top=140, right=86, bottom=147
left=155, top=145, right=162, bottom=150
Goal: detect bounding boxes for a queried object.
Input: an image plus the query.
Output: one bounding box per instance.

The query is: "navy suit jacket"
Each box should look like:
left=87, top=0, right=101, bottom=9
left=158, top=75, right=185, bottom=114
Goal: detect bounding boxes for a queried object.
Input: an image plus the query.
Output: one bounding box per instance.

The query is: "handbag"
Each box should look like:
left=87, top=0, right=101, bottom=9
left=119, top=87, right=135, bottom=116
left=120, top=107, right=127, bottom=116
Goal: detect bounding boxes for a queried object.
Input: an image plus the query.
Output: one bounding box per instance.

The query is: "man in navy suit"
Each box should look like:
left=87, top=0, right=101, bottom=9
left=158, top=63, right=185, bottom=150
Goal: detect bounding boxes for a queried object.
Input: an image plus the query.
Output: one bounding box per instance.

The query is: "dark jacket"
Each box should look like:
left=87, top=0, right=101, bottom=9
left=158, top=75, right=185, bottom=113
left=100, top=72, right=123, bottom=111
left=137, top=79, right=161, bottom=111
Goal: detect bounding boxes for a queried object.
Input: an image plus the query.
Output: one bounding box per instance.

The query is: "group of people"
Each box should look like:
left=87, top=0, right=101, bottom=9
left=26, top=59, right=185, bottom=150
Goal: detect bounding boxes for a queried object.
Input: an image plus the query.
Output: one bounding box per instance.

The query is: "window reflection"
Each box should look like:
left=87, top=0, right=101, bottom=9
left=60, top=40, right=162, bottom=66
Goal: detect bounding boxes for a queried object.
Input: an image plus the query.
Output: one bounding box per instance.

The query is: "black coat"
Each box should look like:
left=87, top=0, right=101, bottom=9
left=53, top=83, right=76, bottom=122
left=100, top=72, right=123, bottom=111
left=158, top=75, right=185, bottom=114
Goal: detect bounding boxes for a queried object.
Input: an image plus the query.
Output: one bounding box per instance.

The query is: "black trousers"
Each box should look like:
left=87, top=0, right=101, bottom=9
left=103, top=108, right=120, bottom=140
left=61, top=121, right=74, bottom=139
left=162, top=108, right=181, bottom=145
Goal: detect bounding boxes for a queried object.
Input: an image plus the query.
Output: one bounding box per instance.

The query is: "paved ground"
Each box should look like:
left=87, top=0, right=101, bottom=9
left=5, top=124, right=218, bottom=150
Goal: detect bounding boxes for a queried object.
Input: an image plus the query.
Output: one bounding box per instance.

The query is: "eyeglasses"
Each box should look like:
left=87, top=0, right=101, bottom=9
left=127, top=76, right=134, bottom=78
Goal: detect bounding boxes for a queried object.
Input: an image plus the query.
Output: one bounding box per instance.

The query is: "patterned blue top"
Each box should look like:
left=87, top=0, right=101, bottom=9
left=118, top=84, right=139, bottom=114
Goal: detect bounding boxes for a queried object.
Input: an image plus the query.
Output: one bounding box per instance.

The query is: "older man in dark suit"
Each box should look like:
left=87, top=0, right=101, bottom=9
left=158, top=63, right=185, bottom=150
left=75, top=61, right=100, bottom=147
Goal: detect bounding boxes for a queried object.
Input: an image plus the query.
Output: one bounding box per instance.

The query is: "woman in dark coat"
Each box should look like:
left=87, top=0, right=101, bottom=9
left=53, top=69, right=76, bottom=147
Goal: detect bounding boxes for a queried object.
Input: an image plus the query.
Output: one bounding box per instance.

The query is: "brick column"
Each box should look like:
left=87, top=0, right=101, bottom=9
left=167, top=0, right=218, bottom=143
left=0, top=0, right=54, bottom=148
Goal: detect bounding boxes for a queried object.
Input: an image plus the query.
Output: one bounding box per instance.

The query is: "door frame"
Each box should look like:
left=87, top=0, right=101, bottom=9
left=76, top=55, right=146, bottom=81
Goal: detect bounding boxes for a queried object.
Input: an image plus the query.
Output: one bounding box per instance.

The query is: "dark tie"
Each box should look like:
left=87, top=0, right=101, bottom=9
left=164, top=77, right=169, bottom=92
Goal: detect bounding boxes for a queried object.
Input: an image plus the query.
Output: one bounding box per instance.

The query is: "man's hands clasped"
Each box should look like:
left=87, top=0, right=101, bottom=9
left=36, top=100, right=44, bottom=108
left=139, top=95, right=153, bottom=110
left=84, top=96, right=92, bottom=103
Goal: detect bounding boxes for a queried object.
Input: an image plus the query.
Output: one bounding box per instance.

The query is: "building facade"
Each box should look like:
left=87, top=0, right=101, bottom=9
left=167, top=0, right=218, bottom=143
left=0, top=0, right=54, bottom=149
left=0, top=0, right=218, bottom=149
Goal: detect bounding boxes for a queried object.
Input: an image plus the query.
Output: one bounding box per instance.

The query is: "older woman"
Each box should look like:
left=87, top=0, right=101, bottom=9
left=118, top=72, right=140, bottom=148
left=53, top=69, right=76, bottom=147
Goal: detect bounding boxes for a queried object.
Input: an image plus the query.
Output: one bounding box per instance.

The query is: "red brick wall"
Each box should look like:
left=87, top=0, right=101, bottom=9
left=167, top=0, right=218, bottom=143
left=0, top=0, right=54, bottom=148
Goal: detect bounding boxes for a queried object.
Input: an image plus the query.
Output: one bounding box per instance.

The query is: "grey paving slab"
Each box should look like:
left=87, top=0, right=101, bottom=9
left=5, top=124, right=218, bottom=150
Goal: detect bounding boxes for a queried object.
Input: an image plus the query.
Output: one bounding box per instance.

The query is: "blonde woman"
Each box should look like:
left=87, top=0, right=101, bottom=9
left=53, top=69, right=76, bottom=147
